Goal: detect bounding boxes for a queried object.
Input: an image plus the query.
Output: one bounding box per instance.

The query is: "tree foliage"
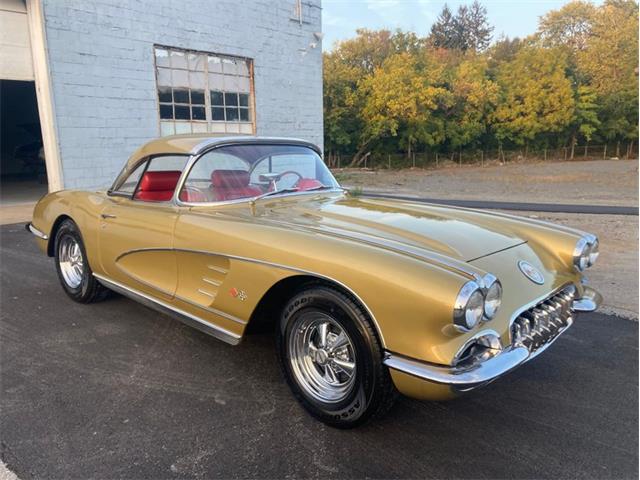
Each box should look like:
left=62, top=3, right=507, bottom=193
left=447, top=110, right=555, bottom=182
left=323, top=1, right=639, bottom=160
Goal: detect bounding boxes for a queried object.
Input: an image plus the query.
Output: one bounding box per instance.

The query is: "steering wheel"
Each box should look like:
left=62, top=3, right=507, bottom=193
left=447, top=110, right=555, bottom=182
left=180, top=185, right=209, bottom=202
left=276, top=170, right=303, bottom=189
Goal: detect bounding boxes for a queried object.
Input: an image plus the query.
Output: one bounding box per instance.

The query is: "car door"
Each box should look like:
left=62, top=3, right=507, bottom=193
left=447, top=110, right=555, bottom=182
left=98, top=155, right=188, bottom=302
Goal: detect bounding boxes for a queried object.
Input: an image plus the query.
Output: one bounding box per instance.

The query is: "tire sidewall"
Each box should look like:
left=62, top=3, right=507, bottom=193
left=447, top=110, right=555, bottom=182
left=277, top=287, right=382, bottom=427
left=54, top=220, right=92, bottom=300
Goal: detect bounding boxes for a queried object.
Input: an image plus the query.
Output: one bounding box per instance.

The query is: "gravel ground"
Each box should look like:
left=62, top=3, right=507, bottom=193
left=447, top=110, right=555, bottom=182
left=337, top=159, right=639, bottom=207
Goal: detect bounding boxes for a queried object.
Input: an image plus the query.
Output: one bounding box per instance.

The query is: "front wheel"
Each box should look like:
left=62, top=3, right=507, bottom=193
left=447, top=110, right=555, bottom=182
left=276, top=284, right=397, bottom=428
left=54, top=219, right=111, bottom=303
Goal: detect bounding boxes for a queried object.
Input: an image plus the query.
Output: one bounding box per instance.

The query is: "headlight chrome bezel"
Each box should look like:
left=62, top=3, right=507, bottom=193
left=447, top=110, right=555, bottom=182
left=453, top=280, right=484, bottom=331
left=481, top=274, right=502, bottom=320
left=573, top=234, right=599, bottom=271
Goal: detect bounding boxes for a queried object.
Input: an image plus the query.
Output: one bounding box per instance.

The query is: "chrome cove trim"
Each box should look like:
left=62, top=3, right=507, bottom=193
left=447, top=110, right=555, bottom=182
left=26, top=223, right=48, bottom=240
left=93, top=274, right=242, bottom=345
left=385, top=318, right=574, bottom=392
left=572, top=286, right=602, bottom=312
left=112, top=246, right=387, bottom=346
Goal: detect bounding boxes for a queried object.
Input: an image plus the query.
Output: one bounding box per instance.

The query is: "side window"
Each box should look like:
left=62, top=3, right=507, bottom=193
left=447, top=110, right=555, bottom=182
left=114, top=162, right=146, bottom=195
left=133, top=155, right=189, bottom=202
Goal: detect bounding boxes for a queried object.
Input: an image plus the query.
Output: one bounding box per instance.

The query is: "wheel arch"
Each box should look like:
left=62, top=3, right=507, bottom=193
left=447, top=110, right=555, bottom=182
left=47, top=214, right=73, bottom=256
left=246, top=274, right=385, bottom=346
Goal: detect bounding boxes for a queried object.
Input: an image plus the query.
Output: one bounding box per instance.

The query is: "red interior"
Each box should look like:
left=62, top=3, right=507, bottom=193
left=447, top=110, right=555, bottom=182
left=135, top=170, right=181, bottom=202
left=210, top=170, right=262, bottom=201
left=296, top=178, right=323, bottom=191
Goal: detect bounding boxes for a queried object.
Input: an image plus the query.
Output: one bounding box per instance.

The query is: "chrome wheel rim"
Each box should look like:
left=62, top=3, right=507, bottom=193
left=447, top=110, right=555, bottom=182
left=58, top=236, right=84, bottom=288
left=288, top=312, right=357, bottom=403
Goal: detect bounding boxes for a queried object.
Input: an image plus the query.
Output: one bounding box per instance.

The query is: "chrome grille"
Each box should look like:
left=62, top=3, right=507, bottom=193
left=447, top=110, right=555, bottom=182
left=511, top=285, right=576, bottom=352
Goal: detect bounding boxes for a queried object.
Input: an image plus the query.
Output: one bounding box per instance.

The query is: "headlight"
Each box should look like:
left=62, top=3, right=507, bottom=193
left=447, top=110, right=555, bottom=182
left=573, top=234, right=599, bottom=271
left=482, top=275, right=502, bottom=320
left=453, top=281, right=485, bottom=330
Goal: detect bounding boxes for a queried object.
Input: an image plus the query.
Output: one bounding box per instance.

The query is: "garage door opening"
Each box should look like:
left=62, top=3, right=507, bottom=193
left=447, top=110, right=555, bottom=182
left=0, top=79, right=48, bottom=206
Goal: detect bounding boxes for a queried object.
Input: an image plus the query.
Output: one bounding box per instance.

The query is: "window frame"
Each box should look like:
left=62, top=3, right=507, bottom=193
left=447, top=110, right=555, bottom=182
left=108, top=153, right=191, bottom=203
left=153, top=45, right=256, bottom=136
left=175, top=143, right=342, bottom=207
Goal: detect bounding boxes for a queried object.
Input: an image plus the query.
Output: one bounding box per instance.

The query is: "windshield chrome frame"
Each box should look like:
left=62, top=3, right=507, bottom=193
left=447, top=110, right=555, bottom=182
left=172, top=143, right=343, bottom=208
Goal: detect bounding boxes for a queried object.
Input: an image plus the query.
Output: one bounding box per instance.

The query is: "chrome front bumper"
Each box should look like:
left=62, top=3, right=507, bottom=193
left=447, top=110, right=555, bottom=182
left=25, top=222, right=48, bottom=240
left=384, top=285, right=601, bottom=392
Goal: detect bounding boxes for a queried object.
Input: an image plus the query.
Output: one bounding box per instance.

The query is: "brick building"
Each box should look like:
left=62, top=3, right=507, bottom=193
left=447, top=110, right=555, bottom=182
left=0, top=0, right=323, bottom=196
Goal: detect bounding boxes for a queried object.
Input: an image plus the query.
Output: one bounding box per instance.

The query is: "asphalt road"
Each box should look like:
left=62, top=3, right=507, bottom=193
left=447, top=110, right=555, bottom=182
left=360, top=192, right=640, bottom=216
left=1, top=223, right=638, bottom=479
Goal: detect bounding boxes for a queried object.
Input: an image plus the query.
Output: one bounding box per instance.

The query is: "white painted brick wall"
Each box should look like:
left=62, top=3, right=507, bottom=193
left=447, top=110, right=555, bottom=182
left=42, top=0, right=323, bottom=189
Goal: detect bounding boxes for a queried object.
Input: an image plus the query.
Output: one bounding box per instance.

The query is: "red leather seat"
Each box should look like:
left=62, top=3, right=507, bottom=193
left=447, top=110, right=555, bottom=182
left=211, top=170, right=262, bottom=201
left=135, top=170, right=181, bottom=201
left=296, top=178, right=323, bottom=191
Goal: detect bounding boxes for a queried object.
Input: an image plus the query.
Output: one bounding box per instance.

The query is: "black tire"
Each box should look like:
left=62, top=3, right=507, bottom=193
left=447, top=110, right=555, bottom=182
left=54, top=219, right=111, bottom=303
left=276, top=283, right=397, bottom=428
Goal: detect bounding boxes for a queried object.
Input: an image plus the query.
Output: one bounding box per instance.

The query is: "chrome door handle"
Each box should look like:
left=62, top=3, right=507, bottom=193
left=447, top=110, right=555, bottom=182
left=101, top=213, right=117, bottom=219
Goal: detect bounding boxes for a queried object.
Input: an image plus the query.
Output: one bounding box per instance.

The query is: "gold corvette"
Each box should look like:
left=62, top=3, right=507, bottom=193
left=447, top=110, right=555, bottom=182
left=28, top=135, right=602, bottom=427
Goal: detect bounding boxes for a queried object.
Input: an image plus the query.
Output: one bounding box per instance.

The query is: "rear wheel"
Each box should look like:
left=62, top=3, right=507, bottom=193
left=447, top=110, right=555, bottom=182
left=54, top=219, right=110, bottom=303
left=276, top=284, right=397, bottom=428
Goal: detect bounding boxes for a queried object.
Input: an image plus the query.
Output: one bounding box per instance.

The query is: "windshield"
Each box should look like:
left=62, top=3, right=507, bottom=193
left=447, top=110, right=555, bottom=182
left=179, top=144, right=340, bottom=203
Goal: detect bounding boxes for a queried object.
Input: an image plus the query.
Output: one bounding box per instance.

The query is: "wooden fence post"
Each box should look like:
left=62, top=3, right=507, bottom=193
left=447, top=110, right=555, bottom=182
left=584, top=145, right=588, bottom=158
left=603, top=144, right=607, bottom=159
left=412, top=152, right=416, bottom=168
left=544, top=148, right=547, bottom=161
left=435, top=152, right=439, bottom=168
left=388, top=154, right=391, bottom=169
left=564, top=147, right=567, bottom=161
left=480, top=150, right=484, bottom=167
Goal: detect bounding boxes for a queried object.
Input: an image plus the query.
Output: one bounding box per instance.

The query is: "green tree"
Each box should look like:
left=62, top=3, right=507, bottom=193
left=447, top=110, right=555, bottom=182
left=492, top=47, right=575, bottom=148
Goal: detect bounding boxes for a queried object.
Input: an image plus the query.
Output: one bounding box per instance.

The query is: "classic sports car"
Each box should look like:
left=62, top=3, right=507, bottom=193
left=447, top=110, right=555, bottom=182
left=28, top=135, right=602, bottom=427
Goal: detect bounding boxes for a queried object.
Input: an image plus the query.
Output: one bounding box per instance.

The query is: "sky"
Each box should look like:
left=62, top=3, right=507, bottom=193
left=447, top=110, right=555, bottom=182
left=322, top=0, right=601, bottom=51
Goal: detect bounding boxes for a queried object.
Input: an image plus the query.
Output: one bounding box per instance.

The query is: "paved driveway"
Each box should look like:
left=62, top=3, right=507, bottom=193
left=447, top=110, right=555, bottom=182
left=1, top=224, right=638, bottom=479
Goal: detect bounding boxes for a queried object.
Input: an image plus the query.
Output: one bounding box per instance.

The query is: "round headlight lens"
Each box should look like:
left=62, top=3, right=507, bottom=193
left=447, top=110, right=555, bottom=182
left=453, top=281, right=485, bottom=330
left=573, top=235, right=599, bottom=271
left=484, top=280, right=502, bottom=319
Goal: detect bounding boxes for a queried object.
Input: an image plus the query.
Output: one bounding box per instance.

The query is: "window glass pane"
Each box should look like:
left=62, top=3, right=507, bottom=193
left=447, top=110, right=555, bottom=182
left=192, top=106, right=206, bottom=120
left=239, top=123, right=253, bottom=134
left=157, top=67, right=172, bottom=87
left=222, top=57, right=238, bottom=75
left=211, top=91, right=224, bottom=106
left=226, top=107, right=239, bottom=121
left=224, top=75, right=240, bottom=92
left=147, top=155, right=188, bottom=172
left=188, top=53, right=205, bottom=71
left=225, top=123, right=240, bottom=133
left=210, top=122, right=226, bottom=133
left=208, top=55, right=223, bottom=73
left=239, top=93, right=249, bottom=107
left=170, top=50, right=188, bottom=69
left=155, top=48, right=170, bottom=68
left=208, top=73, right=224, bottom=90
left=158, top=87, right=172, bottom=103
left=173, top=88, right=189, bottom=104
left=238, top=76, right=250, bottom=93
left=189, top=71, right=205, bottom=89
left=237, top=60, right=249, bottom=77
left=159, top=104, right=173, bottom=119
left=224, top=92, right=238, bottom=107
left=172, top=69, right=189, bottom=88
left=192, top=122, right=207, bottom=133
left=117, top=162, right=146, bottom=193
left=239, top=108, right=249, bottom=122
left=191, top=89, right=205, bottom=105
left=175, top=105, right=190, bottom=120
left=212, top=107, right=225, bottom=121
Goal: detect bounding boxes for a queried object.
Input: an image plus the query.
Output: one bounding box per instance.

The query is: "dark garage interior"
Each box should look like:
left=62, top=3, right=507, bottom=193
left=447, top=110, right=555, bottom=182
left=0, top=79, right=48, bottom=205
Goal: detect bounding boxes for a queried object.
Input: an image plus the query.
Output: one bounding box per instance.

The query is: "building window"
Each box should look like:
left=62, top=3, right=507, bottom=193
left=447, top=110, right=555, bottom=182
left=154, top=46, right=254, bottom=136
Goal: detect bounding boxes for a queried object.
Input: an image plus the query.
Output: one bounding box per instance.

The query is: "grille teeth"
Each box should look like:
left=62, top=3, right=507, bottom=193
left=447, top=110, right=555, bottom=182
left=511, top=286, right=576, bottom=351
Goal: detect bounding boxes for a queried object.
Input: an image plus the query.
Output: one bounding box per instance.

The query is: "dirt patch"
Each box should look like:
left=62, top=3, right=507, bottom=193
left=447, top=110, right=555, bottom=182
left=336, top=159, right=639, bottom=207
